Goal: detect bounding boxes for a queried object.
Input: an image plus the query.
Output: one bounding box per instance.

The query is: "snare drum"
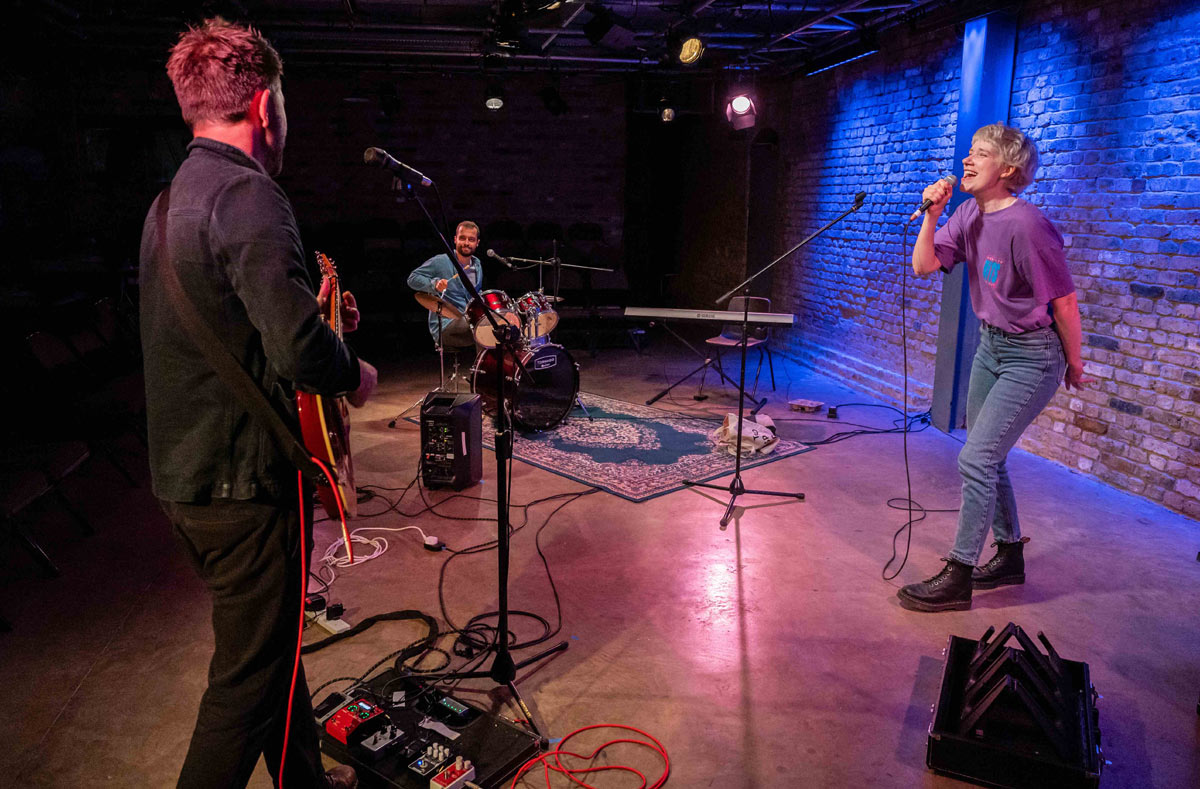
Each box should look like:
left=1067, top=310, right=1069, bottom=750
left=466, top=290, right=521, bottom=347
left=514, top=291, right=559, bottom=340
left=472, top=343, right=579, bottom=432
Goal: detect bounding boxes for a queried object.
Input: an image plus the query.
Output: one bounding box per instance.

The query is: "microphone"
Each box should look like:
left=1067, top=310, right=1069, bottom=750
left=910, top=174, right=957, bottom=220
left=486, top=248, right=514, bottom=269
left=362, top=147, right=432, bottom=187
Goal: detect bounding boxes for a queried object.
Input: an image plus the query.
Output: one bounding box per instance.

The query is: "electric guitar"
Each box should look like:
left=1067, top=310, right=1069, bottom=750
left=295, top=251, right=357, bottom=519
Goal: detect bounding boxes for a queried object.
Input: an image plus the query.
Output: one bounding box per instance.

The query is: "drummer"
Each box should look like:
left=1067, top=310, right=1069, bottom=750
left=407, top=220, right=482, bottom=347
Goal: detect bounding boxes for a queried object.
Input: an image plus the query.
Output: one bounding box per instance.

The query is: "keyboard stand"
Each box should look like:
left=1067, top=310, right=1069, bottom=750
left=645, top=319, right=767, bottom=414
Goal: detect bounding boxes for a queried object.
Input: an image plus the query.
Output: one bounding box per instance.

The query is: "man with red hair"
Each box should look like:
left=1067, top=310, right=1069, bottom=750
left=140, top=17, right=372, bottom=788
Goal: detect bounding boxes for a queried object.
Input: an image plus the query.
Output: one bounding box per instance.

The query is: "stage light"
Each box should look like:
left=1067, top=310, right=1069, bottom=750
left=660, top=104, right=676, bottom=122
left=725, top=93, right=756, bottom=130
left=668, top=29, right=705, bottom=65
left=485, top=83, right=505, bottom=111
left=679, top=36, right=704, bottom=64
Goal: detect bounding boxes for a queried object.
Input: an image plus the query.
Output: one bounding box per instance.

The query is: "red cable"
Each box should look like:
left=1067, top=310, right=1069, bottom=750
left=279, top=457, right=351, bottom=788
left=278, top=469, right=308, bottom=788
left=510, top=724, right=670, bottom=789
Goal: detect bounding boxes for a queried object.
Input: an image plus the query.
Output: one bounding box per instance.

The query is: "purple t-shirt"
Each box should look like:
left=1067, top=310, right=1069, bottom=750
left=933, top=198, right=1075, bottom=333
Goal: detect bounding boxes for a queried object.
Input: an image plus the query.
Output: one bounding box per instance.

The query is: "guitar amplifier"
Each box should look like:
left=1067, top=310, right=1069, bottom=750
left=420, top=392, right=482, bottom=490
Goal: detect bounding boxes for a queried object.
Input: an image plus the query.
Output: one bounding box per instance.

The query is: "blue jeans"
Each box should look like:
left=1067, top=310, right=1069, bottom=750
left=948, top=324, right=1065, bottom=567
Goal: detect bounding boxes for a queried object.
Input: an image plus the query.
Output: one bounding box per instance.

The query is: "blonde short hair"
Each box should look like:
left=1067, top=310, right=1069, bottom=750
left=166, top=17, right=283, bottom=128
left=973, top=123, right=1039, bottom=194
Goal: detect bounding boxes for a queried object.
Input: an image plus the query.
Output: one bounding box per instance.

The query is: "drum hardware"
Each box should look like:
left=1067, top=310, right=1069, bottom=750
left=388, top=293, right=473, bottom=428
left=514, top=290, right=559, bottom=344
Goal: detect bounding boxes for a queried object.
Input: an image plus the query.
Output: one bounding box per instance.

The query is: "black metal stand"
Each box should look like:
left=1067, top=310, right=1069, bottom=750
left=393, top=174, right=563, bottom=742
left=681, top=289, right=802, bottom=527
left=387, top=300, right=461, bottom=427
left=683, top=192, right=867, bottom=530
left=643, top=319, right=762, bottom=412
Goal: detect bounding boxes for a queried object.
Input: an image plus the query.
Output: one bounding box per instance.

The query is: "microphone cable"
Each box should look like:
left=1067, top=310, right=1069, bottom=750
left=882, top=220, right=959, bottom=582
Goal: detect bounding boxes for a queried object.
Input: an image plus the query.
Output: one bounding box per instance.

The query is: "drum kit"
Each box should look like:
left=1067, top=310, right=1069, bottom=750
left=414, top=288, right=581, bottom=432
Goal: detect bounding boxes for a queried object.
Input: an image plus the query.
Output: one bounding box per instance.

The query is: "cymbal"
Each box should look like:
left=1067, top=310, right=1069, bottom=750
left=414, top=291, right=463, bottom=320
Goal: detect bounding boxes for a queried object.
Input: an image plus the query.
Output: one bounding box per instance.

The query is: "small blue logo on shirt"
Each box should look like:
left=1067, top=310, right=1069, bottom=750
left=982, top=256, right=1004, bottom=285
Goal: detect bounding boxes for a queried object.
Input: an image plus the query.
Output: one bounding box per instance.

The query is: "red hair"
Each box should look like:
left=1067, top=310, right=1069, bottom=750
left=166, top=17, right=283, bottom=127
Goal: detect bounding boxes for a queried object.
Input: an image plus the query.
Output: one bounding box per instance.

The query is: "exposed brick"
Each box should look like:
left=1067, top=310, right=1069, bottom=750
left=1074, top=415, right=1109, bottom=434
left=770, top=0, right=1199, bottom=521
left=1166, top=288, right=1200, bottom=304
left=1129, top=282, right=1165, bottom=298
left=1087, top=334, right=1120, bottom=350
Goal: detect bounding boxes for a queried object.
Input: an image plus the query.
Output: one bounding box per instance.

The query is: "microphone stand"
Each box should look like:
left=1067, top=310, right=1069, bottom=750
left=683, top=192, right=867, bottom=529
left=393, top=174, right=564, bottom=743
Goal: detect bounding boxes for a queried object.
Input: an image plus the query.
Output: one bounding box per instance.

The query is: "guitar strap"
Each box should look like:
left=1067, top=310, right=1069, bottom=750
left=154, top=186, right=323, bottom=483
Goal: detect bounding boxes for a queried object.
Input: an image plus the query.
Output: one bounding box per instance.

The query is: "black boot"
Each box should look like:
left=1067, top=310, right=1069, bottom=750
left=972, top=537, right=1027, bottom=589
left=897, top=559, right=973, bottom=612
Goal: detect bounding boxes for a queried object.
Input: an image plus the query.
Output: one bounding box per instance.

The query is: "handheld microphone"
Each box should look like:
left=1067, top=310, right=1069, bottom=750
left=910, top=174, right=957, bottom=221
left=362, top=147, right=432, bottom=187
left=486, top=249, right=514, bottom=269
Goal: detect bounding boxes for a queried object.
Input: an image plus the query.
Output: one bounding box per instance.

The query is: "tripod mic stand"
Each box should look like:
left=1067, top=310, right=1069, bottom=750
left=386, top=173, right=565, bottom=743
left=684, top=192, right=867, bottom=529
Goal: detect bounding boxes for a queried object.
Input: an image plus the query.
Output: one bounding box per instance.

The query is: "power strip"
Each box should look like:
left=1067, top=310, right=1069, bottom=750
left=306, top=608, right=352, bottom=635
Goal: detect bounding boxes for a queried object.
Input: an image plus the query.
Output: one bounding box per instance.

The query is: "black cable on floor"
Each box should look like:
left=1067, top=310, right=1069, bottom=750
left=881, top=222, right=963, bottom=581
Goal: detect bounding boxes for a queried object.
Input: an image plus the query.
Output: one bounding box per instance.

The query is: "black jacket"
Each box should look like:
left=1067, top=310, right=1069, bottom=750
left=139, top=138, right=360, bottom=503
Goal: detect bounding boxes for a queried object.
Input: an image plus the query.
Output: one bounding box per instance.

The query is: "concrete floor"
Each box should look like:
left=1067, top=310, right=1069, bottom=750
left=2, top=334, right=1198, bottom=788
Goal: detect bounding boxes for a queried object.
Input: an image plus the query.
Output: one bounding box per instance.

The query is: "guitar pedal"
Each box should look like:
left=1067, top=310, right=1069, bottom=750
left=431, top=756, right=476, bottom=789
left=325, top=698, right=384, bottom=745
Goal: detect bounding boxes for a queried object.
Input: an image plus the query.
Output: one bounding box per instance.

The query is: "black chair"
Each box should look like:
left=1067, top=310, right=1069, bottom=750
left=1, top=440, right=93, bottom=578
left=698, top=295, right=776, bottom=398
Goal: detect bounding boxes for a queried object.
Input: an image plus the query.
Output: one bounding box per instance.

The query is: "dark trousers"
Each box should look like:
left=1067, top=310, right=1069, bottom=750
left=162, top=489, right=326, bottom=789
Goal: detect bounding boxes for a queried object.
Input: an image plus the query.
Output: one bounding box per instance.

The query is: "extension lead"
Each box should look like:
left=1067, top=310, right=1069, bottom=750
left=423, top=535, right=446, bottom=552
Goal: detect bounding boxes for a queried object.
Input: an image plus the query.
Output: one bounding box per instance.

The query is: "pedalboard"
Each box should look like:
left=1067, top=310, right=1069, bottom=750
left=317, top=670, right=540, bottom=788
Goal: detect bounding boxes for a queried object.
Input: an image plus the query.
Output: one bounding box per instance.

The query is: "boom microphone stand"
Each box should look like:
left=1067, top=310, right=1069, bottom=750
left=684, top=192, right=867, bottom=528
left=380, top=166, right=566, bottom=742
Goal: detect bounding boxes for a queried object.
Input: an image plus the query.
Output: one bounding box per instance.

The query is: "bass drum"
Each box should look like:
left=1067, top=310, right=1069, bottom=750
left=472, top=343, right=580, bottom=432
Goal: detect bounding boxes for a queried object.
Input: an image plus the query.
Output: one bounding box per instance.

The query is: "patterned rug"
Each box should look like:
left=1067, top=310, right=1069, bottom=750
left=489, top=392, right=813, bottom=502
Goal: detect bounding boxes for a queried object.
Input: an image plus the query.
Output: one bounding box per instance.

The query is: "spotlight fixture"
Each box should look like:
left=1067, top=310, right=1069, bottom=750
left=668, top=28, right=705, bottom=65
left=725, top=93, right=756, bottom=130
left=485, top=83, right=505, bottom=111
left=659, top=98, right=676, bottom=122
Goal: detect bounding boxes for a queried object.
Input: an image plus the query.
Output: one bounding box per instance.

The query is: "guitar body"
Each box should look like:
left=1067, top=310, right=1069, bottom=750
left=296, top=252, right=357, bottom=519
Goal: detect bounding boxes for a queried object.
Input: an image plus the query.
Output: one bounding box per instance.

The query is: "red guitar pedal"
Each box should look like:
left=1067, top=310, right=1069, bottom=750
left=324, top=698, right=384, bottom=745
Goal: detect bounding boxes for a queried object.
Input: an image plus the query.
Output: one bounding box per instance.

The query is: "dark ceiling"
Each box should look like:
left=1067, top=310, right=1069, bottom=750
left=18, top=0, right=985, bottom=75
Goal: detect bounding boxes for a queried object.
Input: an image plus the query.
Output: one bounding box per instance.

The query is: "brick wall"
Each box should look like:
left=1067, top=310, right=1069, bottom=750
left=771, top=0, right=1200, bottom=519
